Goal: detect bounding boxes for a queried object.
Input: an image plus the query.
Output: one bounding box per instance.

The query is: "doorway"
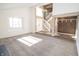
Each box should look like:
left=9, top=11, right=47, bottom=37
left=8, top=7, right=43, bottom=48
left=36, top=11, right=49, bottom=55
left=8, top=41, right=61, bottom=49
left=35, top=3, right=53, bottom=35
left=57, top=16, right=77, bottom=39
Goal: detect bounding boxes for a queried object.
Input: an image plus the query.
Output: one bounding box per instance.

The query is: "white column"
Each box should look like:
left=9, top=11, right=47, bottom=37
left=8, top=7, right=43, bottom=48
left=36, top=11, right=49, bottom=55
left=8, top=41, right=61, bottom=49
left=51, top=17, right=58, bottom=36
left=76, top=16, right=79, bottom=55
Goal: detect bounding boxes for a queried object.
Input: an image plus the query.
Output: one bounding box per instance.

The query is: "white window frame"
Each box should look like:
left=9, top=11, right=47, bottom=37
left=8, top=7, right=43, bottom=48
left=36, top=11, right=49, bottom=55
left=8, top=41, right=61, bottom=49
left=9, top=17, right=22, bottom=28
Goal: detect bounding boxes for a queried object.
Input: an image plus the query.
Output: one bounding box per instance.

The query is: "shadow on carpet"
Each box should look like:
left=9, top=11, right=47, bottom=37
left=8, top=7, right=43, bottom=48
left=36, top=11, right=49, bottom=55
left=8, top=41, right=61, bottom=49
left=0, top=45, right=9, bottom=56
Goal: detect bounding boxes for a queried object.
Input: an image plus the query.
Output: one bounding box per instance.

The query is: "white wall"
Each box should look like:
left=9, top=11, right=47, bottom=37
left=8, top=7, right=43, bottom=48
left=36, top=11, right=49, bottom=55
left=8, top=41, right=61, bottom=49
left=53, top=3, right=79, bottom=55
left=53, top=3, right=79, bottom=15
left=53, top=3, right=79, bottom=36
left=51, top=3, right=79, bottom=36
left=30, top=7, right=36, bottom=33
left=0, top=7, right=35, bottom=38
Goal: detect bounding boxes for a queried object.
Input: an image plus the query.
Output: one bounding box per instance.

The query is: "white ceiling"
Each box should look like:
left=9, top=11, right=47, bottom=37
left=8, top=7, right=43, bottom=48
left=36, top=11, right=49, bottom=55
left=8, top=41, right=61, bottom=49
left=0, top=3, right=44, bottom=9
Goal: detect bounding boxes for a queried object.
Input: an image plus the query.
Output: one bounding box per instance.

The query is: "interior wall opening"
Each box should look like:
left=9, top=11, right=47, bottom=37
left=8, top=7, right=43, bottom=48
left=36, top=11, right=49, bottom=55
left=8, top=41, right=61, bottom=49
left=35, top=3, right=53, bottom=35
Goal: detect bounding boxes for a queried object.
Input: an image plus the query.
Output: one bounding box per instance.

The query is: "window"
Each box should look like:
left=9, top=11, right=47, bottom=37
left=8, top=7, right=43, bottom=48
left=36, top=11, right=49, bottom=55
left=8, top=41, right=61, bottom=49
left=9, top=17, right=22, bottom=28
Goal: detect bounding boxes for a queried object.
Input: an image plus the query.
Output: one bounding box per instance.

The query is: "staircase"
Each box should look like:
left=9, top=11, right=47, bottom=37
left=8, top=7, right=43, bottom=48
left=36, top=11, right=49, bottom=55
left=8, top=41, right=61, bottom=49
left=45, top=12, right=52, bottom=21
left=38, top=12, right=53, bottom=35
left=43, top=20, right=50, bottom=32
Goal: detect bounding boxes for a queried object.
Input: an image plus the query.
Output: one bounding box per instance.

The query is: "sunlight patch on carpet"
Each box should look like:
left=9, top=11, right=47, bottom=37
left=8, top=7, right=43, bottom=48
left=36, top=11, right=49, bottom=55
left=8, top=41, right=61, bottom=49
left=17, top=36, right=42, bottom=46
